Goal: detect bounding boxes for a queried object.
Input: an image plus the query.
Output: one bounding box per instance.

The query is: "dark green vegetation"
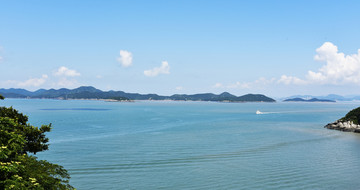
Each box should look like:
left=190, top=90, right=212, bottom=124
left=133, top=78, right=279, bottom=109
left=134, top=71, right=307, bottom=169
left=170, top=92, right=275, bottom=102
left=340, top=107, right=360, bottom=124
left=283, top=98, right=335, bottom=102
left=0, top=96, right=74, bottom=189
left=108, top=97, right=131, bottom=101
left=0, top=86, right=276, bottom=102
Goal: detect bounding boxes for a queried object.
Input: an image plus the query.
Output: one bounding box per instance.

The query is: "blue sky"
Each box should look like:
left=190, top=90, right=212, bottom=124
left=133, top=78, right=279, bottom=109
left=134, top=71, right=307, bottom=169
left=1, top=0, right=360, bottom=97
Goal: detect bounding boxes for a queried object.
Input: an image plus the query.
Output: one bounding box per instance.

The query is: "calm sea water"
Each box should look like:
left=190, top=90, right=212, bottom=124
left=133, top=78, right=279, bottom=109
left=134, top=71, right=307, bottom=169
left=2, top=99, right=360, bottom=189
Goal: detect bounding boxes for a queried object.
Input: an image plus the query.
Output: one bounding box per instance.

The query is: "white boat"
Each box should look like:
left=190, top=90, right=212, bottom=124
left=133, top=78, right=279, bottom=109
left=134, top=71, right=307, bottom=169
left=256, top=110, right=263, bottom=114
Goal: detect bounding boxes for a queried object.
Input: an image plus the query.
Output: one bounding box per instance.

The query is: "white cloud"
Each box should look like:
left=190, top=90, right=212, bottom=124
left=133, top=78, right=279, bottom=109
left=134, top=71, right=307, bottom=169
left=144, top=61, right=170, bottom=77
left=227, top=81, right=250, bottom=89
left=52, top=66, right=80, bottom=88
left=117, top=50, right=133, bottom=67
left=0, top=56, right=2, bottom=62
left=278, top=75, right=307, bottom=85
left=213, top=78, right=277, bottom=90
left=276, top=42, right=360, bottom=86
left=213, top=82, right=223, bottom=88
left=55, top=77, right=78, bottom=87
left=54, top=66, right=80, bottom=77
left=17, top=74, right=48, bottom=87
left=2, top=66, right=81, bottom=89
left=254, top=77, right=276, bottom=85
left=306, top=42, right=360, bottom=84
left=175, top=86, right=183, bottom=90
left=210, top=42, right=360, bottom=93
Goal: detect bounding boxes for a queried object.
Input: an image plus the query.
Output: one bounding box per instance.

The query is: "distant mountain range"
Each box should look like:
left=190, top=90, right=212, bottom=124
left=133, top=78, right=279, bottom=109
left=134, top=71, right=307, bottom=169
left=281, top=94, right=360, bottom=102
left=0, top=86, right=276, bottom=102
left=283, top=98, right=335, bottom=103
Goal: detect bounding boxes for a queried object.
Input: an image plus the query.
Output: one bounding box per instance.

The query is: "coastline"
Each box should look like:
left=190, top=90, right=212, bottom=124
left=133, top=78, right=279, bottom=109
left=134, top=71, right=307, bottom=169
left=325, top=120, right=360, bottom=133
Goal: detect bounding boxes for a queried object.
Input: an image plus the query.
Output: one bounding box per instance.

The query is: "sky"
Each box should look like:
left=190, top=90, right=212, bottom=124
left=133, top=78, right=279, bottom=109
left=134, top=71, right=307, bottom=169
left=1, top=0, right=360, bottom=97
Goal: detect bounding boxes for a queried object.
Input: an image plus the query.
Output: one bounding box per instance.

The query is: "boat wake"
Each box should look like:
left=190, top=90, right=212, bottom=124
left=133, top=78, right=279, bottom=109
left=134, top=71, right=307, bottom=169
left=256, top=110, right=263, bottom=114
left=256, top=110, right=282, bottom=114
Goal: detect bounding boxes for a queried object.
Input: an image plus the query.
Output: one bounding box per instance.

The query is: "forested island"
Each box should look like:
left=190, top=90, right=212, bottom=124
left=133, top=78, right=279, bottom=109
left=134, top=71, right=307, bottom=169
left=325, top=107, right=360, bottom=133
left=0, top=86, right=276, bottom=102
left=284, top=98, right=335, bottom=102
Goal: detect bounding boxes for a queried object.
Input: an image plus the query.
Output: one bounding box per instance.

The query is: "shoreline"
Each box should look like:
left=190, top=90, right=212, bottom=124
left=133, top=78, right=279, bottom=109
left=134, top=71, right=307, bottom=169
left=325, top=120, right=360, bottom=133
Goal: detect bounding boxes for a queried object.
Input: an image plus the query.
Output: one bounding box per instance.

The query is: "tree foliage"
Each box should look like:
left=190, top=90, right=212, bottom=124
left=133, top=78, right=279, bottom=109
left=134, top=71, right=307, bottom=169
left=0, top=95, right=74, bottom=189
left=341, top=107, right=360, bottom=124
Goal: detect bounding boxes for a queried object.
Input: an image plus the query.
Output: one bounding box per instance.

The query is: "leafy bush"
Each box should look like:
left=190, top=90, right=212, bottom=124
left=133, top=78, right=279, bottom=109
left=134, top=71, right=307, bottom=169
left=0, top=95, right=74, bottom=189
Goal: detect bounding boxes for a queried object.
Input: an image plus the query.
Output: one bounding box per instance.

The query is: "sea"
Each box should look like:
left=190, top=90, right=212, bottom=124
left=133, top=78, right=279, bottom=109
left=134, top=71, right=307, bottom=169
left=2, top=99, right=360, bottom=190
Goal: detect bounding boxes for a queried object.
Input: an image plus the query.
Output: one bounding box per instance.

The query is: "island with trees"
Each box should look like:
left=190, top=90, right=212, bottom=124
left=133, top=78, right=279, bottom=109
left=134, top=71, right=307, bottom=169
left=0, top=86, right=276, bottom=103
left=283, top=98, right=335, bottom=102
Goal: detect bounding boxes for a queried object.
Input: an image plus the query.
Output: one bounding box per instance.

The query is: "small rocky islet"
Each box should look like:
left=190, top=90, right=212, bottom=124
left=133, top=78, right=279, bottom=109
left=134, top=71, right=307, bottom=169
left=325, top=107, right=360, bottom=133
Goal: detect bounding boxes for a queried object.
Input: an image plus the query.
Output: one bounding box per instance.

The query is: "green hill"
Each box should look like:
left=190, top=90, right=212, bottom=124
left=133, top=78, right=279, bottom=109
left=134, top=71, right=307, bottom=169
left=340, top=107, right=360, bottom=124
left=0, top=86, right=276, bottom=102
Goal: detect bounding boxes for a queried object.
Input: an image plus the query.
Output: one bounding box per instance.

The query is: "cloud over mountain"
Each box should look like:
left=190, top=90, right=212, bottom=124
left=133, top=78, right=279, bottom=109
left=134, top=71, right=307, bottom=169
left=306, top=42, right=360, bottom=84
left=54, top=66, right=81, bottom=77
left=214, top=42, right=360, bottom=93
left=277, top=42, right=360, bottom=85
left=53, top=66, right=81, bottom=88
left=278, top=75, right=307, bottom=85
left=5, top=74, right=49, bottom=87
